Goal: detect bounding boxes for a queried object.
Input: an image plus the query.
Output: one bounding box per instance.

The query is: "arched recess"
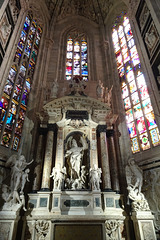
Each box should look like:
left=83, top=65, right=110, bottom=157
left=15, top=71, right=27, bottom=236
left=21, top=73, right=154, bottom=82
left=48, top=15, right=101, bottom=87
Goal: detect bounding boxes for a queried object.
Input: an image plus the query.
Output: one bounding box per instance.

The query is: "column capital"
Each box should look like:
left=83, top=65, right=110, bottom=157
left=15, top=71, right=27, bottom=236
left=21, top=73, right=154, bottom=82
left=106, top=129, right=114, bottom=138
left=47, top=123, right=57, bottom=131
left=97, top=125, right=107, bottom=134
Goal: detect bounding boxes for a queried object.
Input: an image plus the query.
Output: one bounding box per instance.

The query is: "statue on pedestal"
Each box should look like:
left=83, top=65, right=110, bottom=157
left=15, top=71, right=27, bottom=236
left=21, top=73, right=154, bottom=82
left=65, top=134, right=88, bottom=190
left=50, top=79, right=59, bottom=99
left=96, top=80, right=104, bottom=99
left=1, top=154, right=33, bottom=211
left=89, top=164, right=102, bottom=190
left=125, top=158, right=150, bottom=211
left=50, top=164, right=66, bottom=190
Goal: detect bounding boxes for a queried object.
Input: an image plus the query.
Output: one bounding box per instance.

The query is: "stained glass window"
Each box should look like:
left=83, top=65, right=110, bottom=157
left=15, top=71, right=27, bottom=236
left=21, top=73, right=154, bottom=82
left=112, top=15, right=160, bottom=153
left=66, top=32, right=88, bottom=81
left=0, top=14, right=42, bottom=151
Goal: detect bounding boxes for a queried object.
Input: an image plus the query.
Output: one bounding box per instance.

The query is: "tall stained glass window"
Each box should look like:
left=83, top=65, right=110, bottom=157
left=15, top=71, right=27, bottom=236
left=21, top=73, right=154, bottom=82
left=65, top=32, right=88, bottom=81
left=0, top=14, right=42, bottom=151
left=112, top=15, right=160, bottom=153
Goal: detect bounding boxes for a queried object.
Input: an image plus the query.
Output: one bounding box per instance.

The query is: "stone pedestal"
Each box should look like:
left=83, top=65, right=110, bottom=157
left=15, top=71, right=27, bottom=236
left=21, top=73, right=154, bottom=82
left=51, top=190, right=62, bottom=214
left=0, top=210, right=20, bottom=240
left=28, top=191, right=51, bottom=214
left=131, top=211, right=157, bottom=240
left=103, top=192, right=124, bottom=214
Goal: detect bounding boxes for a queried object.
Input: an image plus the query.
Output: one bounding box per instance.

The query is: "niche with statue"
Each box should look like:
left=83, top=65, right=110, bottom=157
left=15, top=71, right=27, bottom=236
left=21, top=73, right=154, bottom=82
left=64, top=132, right=90, bottom=190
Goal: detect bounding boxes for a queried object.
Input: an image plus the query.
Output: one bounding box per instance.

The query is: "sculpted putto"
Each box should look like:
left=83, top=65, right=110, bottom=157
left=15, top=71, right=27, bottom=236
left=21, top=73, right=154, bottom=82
left=50, top=163, right=66, bottom=190
left=89, top=164, right=102, bottom=190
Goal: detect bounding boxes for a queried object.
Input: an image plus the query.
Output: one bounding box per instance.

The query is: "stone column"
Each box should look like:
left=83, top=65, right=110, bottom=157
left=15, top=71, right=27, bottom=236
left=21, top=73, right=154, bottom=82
left=107, top=129, right=120, bottom=192
left=41, top=124, right=56, bottom=190
left=32, top=128, right=46, bottom=192
left=97, top=125, right=112, bottom=191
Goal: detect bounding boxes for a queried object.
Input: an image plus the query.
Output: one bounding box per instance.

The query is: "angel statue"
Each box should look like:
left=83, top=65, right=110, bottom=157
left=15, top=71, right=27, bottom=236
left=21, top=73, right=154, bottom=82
left=89, top=164, right=102, bottom=190
left=2, top=154, right=33, bottom=210
left=50, top=163, right=66, bottom=190
left=125, top=157, right=143, bottom=193
left=65, top=134, right=88, bottom=181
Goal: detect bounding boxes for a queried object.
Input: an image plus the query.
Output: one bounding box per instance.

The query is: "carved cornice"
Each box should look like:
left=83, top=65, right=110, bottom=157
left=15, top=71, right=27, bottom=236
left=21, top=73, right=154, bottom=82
left=43, top=96, right=111, bottom=123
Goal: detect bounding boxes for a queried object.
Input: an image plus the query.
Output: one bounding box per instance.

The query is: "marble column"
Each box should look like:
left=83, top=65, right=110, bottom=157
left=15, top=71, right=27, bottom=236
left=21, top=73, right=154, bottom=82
left=107, top=129, right=120, bottom=192
left=97, top=125, right=112, bottom=191
left=32, top=128, right=46, bottom=192
left=41, top=124, right=56, bottom=190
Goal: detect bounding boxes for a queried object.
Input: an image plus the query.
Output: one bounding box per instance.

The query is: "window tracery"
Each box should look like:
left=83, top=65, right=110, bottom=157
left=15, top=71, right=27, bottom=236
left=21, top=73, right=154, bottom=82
left=0, top=14, right=42, bottom=151
left=65, top=31, right=88, bottom=81
left=112, top=15, right=160, bottom=153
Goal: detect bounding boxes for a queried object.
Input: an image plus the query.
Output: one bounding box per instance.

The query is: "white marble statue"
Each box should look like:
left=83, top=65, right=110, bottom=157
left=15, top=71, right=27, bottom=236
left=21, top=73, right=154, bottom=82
left=125, top=157, right=143, bottom=193
left=20, top=168, right=30, bottom=194
left=96, top=80, right=104, bottom=99
left=127, top=185, right=150, bottom=211
left=89, top=164, right=102, bottom=190
left=50, top=80, right=59, bottom=98
left=125, top=158, right=150, bottom=211
left=104, top=85, right=113, bottom=106
left=65, top=135, right=88, bottom=180
left=50, top=164, right=66, bottom=190
left=2, top=154, right=33, bottom=210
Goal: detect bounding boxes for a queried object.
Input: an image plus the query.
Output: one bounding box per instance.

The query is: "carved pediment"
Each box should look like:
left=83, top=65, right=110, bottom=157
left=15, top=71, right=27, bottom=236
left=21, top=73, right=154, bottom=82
left=43, top=96, right=111, bottom=123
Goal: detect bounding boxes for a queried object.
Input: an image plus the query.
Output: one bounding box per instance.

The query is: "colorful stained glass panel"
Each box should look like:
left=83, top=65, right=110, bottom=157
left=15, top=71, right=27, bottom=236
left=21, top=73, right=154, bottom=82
left=125, top=24, right=133, bottom=40
left=146, top=112, right=157, bottom=129
left=128, top=122, right=137, bottom=138
left=120, top=36, right=126, bottom=46
left=23, top=16, right=30, bottom=33
left=150, top=128, right=160, bottom=146
left=116, top=51, right=123, bottom=68
left=118, top=67, right=125, bottom=77
left=133, top=103, right=143, bottom=119
left=142, top=98, right=153, bottom=115
left=122, top=85, right=129, bottom=99
left=129, top=80, right=137, bottom=93
left=124, top=97, right=131, bottom=110
left=126, top=69, right=134, bottom=82
left=126, top=109, right=134, bottom=123
left=136, top=73, right=146, bottom=88
left=140, top=133, right=150, bottom=150
left=132, top=54, right=140, bottom=66
left=131, top=137, right=140, bottom=153
left=131, top=91, right=140, bottom=105
left=128, top=38, right=135, bottom=48
left=130, top=46, right=138, bottom=57
left=137, top=117, right=146, bottom=134
left=139, top=85, right=149, bottom=100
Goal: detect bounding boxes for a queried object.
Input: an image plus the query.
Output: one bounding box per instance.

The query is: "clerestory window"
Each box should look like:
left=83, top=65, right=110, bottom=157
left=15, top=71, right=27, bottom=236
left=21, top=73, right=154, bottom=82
left=112, top=15, right=160, bottom=153
left=0, top=14, right=42, bottom=151
left=65, top=31, right=88, bottom=81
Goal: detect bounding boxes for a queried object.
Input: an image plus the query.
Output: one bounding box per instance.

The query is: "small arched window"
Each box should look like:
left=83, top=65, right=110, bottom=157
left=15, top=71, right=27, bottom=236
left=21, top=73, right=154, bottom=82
left=65, top=31, right=88, bottom=81
left=0, top=14, right=42, bottom=151
left=112, top=15, right=160, bottom=153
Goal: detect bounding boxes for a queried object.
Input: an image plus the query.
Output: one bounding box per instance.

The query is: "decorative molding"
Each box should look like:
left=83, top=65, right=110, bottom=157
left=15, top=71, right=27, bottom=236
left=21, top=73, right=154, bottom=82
left=35, top=220, right=49, bottom=239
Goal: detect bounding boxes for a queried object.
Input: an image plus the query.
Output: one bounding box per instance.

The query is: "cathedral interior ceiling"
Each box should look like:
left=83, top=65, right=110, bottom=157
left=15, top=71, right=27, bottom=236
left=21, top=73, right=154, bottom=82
left=44, top=0, right=126, bottom=23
